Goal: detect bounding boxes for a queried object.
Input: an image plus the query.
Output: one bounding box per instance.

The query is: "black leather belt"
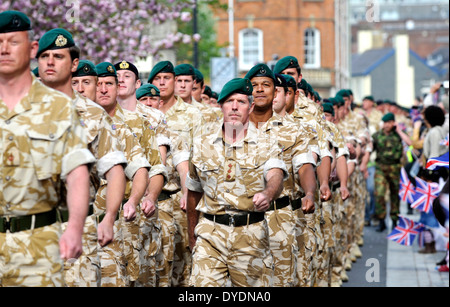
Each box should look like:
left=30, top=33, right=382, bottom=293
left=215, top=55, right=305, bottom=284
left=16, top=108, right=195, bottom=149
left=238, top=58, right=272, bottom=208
left=158, top=190, right=178, bottom=202
left=0, top=209, right=58, bottom=233
left=268, top=196, right=291, bottom=211
left=330, top=181, right=340, bottom=192
left=291, top=198, right=302, bottom=211
left=203, top=212, right=265, bottom=227
left=59, top=205, right=95, bottom=223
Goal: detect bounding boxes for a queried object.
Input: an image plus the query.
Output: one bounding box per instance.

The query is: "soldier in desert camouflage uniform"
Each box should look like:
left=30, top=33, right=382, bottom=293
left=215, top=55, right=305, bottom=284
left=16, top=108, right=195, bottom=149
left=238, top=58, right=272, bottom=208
left=0, top=11, right=95, bottom=287
left=321, top=102, right=350, bottom=287
left=36, top=28, right=128, bottom=287
left=114, top=60, right=169, bottom=287
left=149, top=60, right=204, bottom=287
left=186, top=77, right=288, bottom=287
left=94, top=62, right=151, bottom=287
left=245, top=65, right=317, bottom=287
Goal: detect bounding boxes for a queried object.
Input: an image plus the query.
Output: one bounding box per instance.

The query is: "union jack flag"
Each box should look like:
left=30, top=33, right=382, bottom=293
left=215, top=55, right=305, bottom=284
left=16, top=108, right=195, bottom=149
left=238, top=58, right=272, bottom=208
left=387, top=216, right=426, bottom=246
left=399, top=167, right=415, bottom=204
left=426, top=151, right=449, bottom=171
left=411, top=176, right=442, bottom=213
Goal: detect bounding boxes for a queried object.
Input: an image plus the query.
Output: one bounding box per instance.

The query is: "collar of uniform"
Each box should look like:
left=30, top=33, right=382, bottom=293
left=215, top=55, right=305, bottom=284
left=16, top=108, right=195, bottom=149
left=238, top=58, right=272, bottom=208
left=210, top=119, right=258, bottom=146
left=12, top=74, right=39, bottom=115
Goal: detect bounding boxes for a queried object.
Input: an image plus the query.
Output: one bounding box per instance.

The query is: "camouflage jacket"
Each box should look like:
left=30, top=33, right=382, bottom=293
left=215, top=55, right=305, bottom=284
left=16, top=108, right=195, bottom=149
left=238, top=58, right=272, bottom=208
left=372, top=130, right=403, bottom=165
left=0, top=76, right=95, bottom=216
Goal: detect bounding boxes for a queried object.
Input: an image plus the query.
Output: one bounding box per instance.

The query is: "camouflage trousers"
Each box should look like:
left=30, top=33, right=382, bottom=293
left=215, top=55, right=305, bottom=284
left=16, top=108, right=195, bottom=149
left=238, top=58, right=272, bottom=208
left=315, top=200, right=336, bottom=287
left=136, top=208, right=162, bottom=287
left=172, top=191, right=191, bottom=287
left=295, top=208, right=318, bottom=287
left=122, top=206, right=141, bottom=285
left=0, top=222, right=63, bottom=287
left=265, top=205, right=297, bottom=287
left=331, top=188, right=346, bottom=284
left=189, top=216, right=273, bottom=287
left=374, top=164, right=401, bottom=221
left=155, top=196, right=176, bottom=287
left=63, top=215, right=100, bottom=287
left=98, top=215, right=128, bottom=287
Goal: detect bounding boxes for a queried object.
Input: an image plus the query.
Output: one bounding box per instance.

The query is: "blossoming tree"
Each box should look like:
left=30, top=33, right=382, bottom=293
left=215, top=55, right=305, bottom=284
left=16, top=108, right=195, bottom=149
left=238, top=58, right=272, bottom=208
left=0, top=0, right=199, bottom=63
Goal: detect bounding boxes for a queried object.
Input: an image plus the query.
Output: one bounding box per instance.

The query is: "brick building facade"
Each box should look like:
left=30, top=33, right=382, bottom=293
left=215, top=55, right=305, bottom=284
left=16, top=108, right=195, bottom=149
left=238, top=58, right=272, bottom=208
left=213, top=0, right=351, bottom=97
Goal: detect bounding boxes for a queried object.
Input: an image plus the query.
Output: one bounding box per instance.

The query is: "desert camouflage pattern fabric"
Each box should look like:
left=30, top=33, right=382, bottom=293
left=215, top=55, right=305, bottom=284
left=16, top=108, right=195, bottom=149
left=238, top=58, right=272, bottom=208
left=135, top=101, right=172, bottom=149
left=115, top=103, right=165, bottom=283
left=189, top=217, right=273, bottom=287
left=187, top=119, right=288, bottom=214
left=254, top=113, right=316, bottom=286
left=0, top=76, right=94, bottom=216
left=0, top=76, right=95, bottom=287
left=62, top=215, right=100, bottom=287
left=0, top=222, right=63, bottom=287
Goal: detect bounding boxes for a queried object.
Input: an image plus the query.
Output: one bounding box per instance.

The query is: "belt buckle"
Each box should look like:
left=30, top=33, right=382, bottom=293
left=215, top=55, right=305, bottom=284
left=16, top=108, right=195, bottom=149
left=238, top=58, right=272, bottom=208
left=4, top=217, right=11, bottom=232
left=229, top=215, right=235, bottom=227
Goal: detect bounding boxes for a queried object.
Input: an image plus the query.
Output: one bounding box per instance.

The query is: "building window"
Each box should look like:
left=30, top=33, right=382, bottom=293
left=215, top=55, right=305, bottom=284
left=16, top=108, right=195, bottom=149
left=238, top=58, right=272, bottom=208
left=304, top=28, right=321, bottom=69
left=239, top=28, right=264, bottom=71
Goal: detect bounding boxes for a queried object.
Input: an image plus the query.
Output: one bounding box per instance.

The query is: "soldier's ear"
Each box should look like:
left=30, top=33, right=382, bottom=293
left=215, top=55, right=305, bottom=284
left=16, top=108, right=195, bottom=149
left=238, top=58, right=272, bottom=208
left=71, top=58, right=79, bottom=73
left=30, top=40, right=39, bottom=59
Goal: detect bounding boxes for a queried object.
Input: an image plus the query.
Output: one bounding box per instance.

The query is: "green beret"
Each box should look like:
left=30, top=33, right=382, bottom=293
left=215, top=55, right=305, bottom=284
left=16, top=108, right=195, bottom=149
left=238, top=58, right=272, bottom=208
left=306, top=83, right=314, bottom=95
left=274, top=74, right=288, bottom=88
left=32, top=67, right=39, bottom=77
left=382, top=112, right=395, bottom=122
left=194, top=68, right=204, bottom=83
left=203, top=85, right=212, bottom=98
left=37, top=28, right=75, bottom=58
left=136, top=84, right=160, bottom=100
left=273, top=56, right=300, bottom=75
left=328, top=97, right=337, bottom=106
left=73, top=60, right=97, bottom=78
left=114, top=60, right=139, bottom=79
left=211, top=91, right=219, bottom=100
left=175, top=63, right=195, bottom=77
left=148, top=61, right=174, bottom=83
left=0, top=11, right=31, bottom=33
left=336, top=89, right=350, bottom=98
left=298, top=79, right=309, bottom=92
left=334, top=95, right=345, bottom=107
left=322, top=102, right=335, bottom=117
left=314, top=91, right=321, bottom=102
left=281, top=74, right=297, bottom=91
left=96, top=62, right=117, bottom=78
left=363, top=95, right=375, bottom=102
left=218, top=78, right=253, bottom=104
left=245, top=63, right=275, bottom=81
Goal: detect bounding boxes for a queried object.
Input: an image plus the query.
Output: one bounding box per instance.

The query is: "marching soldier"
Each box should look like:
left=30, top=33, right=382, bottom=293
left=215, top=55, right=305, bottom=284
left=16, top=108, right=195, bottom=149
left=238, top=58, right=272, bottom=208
left=186, top=77, right=288, bottom=287
left=94, top=62, right=151, bottom=287
left=148, top=60, right=204, bottom=287
left=321, top=102, right=350, bottom=287
left=114, top=60, right=168, bottom=287
left=37, top=29, right=128, bottom=287
left=245, top=65, right=317, bottom=287
left=0, top=11, right=95, bottom=287
left=174, top=63, right=217, bottom=123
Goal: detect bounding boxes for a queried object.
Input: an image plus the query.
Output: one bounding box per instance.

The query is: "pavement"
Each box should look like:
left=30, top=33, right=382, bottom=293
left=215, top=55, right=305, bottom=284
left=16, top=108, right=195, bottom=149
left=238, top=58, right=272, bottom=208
left=343, top=201, right=449, bottom=287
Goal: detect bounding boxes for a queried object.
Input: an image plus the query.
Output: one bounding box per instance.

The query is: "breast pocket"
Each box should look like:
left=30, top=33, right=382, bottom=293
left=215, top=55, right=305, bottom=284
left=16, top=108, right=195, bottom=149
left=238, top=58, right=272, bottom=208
left=239, top=155, right=265, bottom=198
left=26, top=122, right=70, bottom=180
left=195, top=161, right=220, bottom=200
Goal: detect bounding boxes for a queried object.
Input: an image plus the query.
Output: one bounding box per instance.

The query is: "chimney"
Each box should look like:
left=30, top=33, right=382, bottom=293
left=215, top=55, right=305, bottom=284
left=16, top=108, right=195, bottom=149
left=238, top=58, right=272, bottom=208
left=394, top=35, right=415, bottom=108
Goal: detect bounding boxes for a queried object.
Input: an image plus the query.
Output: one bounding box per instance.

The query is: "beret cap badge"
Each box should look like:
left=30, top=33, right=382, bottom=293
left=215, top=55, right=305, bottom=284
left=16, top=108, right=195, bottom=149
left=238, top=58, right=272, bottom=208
left=151, top=88, right=156, bottom=95
left=55, top=35, right=68, bottom=47
left=83, top=65, right=90, bottom=73
left=107, top=65, right=114, bottom=73
left=119, top=61, right=130, bottom=69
